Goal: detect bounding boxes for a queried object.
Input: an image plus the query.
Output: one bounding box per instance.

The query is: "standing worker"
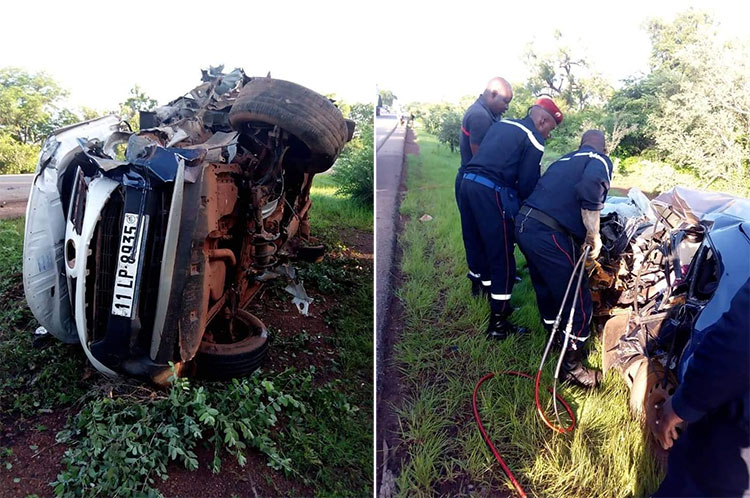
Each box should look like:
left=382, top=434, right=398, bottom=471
left=652, top=278, right=749, bottom=497
left=514, top=130, right=612, bottom=388
left=456, top=78, right=514, bottom=297
left=459, top=97, right=562, bottom=339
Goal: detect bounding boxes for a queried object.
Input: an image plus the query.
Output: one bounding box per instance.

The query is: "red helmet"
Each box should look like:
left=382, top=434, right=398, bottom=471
left=534, top=97, right=563, bottom=124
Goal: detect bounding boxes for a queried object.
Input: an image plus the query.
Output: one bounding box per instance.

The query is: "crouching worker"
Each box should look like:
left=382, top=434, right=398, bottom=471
left=514, top=130, right=612, bottom=389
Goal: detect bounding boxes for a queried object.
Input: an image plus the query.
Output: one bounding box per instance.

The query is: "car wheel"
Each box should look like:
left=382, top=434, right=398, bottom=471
left=195, top=310, right=269, bottom=380
left=229, top=77, right=351, bottom=172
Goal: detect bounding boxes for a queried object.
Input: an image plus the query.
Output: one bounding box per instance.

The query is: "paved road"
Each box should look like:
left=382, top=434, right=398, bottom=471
left=376, top=114, right=399, bottom=151
left=375, top=116, right=406, bottom=390
left=0, top=174, right=33, bottom=202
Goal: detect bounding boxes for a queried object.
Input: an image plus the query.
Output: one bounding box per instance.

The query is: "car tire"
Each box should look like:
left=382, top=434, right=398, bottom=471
left=195, top=310, right=269, bottom=381
left=229, top=77, right=350, bottom=172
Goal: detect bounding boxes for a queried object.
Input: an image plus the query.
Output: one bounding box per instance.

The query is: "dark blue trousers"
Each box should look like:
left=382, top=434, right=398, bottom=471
left=514, top=215, right=592, bottom=345
left=653, top=410, right=750, bottom=497
left=458, top=179, right=515, bottom=313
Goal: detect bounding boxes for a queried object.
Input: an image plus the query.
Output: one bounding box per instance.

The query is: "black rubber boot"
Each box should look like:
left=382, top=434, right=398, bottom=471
left=561, top=346, right=601, bottom=389
left=486, top=312, right=514, bottom=340
left=486, top=310, right=529, bottom=340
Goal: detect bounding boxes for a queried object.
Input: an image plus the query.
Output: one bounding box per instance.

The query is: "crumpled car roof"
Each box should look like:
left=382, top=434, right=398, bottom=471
left=652, top=186, right=750, bottom=228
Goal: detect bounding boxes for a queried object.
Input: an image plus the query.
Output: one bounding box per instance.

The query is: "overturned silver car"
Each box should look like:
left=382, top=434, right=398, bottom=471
left=23, top=68, right=354, bottom=383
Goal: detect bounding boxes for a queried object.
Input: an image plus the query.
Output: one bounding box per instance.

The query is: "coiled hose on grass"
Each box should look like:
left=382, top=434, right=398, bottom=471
left=473, top=247, right=590, bottom=497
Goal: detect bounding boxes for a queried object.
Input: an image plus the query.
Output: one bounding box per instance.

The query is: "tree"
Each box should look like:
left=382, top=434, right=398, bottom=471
left=378, top=89, right=397, bottom=108
left=0, top=67, right=69, bottom=144
left=437, top=108, right=461, bottom=152
left=79, top=106, right=108, bottom=121
left=604, top=72, right=673, bottom=155
left=119, top=84, right=158, bottom=131
left=0, top=67, right=76, bottom=174
left=522, top=31, right=612, bottom=111
left=645, top=10, right=750, bottom=190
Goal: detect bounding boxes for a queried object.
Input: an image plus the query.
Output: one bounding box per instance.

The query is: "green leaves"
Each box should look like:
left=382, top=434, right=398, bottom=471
left=51, top=367, right=362, bottom=497
left=330, top=102, right=374, bottom=206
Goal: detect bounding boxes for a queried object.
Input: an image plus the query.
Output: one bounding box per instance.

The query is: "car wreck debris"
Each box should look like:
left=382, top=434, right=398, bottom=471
left=592, top=186, right=750, bottom=463
left=22, top=67, right=354, bottom=383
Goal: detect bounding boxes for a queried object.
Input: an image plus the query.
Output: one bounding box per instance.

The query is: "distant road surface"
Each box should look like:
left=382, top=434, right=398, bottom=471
left=376, top=114, right=399, bottom=151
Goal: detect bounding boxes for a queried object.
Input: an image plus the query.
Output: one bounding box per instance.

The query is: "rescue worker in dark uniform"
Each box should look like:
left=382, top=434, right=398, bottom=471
left=459, top=97, right=563, bottom=339
left=653, top=278, right=750, bottom=497
left=457, top=78, right=514, bottom=297
left=515, top=130, right=612, bottom=388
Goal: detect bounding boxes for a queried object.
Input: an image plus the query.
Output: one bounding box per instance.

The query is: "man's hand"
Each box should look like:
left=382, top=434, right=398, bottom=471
left=580, top=209, right=602, bottom=260
left=585, top=232, right=602, bottom=260
left=654, top=397, right=685, bottom=450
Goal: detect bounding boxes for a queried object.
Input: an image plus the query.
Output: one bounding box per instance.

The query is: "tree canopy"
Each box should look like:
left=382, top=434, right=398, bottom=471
left=416, top=9, right=750, bottom=196
left=0, top=68, right=159, bottom=174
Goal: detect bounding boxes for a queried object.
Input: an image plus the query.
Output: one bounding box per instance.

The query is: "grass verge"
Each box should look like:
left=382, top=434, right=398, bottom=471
left=392, top=132, right=662, bottom=497
left=0, top=172, right=373, bottom=497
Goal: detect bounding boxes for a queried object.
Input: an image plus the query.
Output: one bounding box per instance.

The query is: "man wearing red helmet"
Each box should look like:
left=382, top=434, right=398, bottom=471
left=458, top=97, right=562, bottom=339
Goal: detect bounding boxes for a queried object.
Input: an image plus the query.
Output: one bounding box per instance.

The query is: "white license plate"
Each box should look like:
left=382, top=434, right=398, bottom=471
left=111, top=213, right=148, bottom=318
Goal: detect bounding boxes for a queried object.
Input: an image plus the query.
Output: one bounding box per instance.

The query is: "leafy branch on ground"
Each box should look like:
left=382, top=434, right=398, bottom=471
left=52, top=367, right=358, bottom=497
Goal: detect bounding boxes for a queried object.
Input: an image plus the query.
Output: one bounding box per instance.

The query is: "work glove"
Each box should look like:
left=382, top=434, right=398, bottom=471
left=581, top=209, right=602, bottom=260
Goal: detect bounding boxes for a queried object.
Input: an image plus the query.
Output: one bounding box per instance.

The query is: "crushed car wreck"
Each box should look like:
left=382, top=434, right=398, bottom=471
left=591, top=186, right=750, bottom=461
left=22, top=67, right=354, bottom=383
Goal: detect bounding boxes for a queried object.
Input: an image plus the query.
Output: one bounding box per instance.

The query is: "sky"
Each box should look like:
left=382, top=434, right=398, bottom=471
left=374, top=0, right=749, bottom=104
left=0, top=0, right=376, bottom=111
left=1, top=0, right=747, bottom=112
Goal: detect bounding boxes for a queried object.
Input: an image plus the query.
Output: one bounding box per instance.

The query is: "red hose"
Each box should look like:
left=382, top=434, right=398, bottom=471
left=472, top=370, right=577, bottom=497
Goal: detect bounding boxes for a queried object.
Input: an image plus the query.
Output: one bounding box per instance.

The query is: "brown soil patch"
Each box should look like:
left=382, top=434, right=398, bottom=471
left=0, top=201, right=26, bottom=220
left=0, top=411, right=69, bottom=498
left=157, top=445, right=309, bottom=498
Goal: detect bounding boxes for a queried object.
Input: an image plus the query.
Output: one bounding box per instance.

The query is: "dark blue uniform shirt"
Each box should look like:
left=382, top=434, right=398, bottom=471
left=459, top=97, right=497, bottom=168
left=672, top=276, right=749, bottom=427
left=524, top=145, right=613, bottom=241
left=464, top=116, right=546, bottom=201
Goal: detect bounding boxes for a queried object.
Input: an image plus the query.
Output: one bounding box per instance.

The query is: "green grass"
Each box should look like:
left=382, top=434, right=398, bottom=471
left=392, top=132, right=662, bottom=497
left=0, top=218, right=91, bottom=418
left=0, top=177, right=373, bottom=497
left=310, top=173, right=373, bottom=233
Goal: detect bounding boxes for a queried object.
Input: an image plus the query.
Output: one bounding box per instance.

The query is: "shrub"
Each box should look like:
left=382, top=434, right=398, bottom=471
left=331, top=104, right=373, bottom=206
left=0, top=135, right=38, bottom=174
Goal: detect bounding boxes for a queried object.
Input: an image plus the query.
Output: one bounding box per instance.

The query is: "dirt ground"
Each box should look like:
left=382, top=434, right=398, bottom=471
left=0, top=200, right=26, bottom=220
left=0, top=228, right=373, bottom=498
left=375, top=126, right=418, bottom=496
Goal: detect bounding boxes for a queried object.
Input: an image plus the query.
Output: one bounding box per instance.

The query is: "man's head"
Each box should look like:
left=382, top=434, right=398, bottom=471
left=529, top=97, right=563, bottom=139
left=580, top=129, right=606, bottom=154
left=482, top=77, right=513, bottom=116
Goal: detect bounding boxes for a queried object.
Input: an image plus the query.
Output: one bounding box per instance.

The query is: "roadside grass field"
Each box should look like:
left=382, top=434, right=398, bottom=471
left=392, top=131, right=662, bottom=497
left=310, top=174, right=373, bottom=232
left=0, top=173, right=373, bottom=497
